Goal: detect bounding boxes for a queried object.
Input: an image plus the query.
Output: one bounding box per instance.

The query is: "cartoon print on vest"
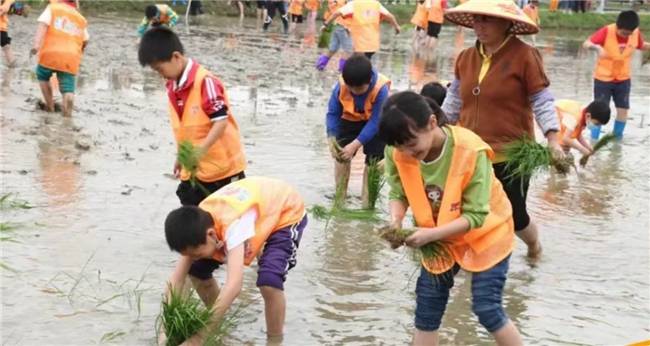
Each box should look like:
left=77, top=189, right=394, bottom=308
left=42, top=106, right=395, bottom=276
left=425, top=184, right=443, bottom=222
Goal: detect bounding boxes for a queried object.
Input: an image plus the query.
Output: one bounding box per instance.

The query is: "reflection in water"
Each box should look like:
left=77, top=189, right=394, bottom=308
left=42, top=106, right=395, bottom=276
left=37, top=115, right=82, bottom=210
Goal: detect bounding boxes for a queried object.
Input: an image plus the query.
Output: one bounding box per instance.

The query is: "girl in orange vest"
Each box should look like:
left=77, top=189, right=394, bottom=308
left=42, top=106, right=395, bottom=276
left=378, top=91, right=522, bottom=345
left=0, top=0, right=17, bottom=67
left=30, top=0, right=87, bottom=117
left=138, top=27, right=247, bottom=207
left=162, top=177, right=307, bottom=344
left=582, top=10, right=650, bottom=139
left=424, top=0, right=446, bottom=50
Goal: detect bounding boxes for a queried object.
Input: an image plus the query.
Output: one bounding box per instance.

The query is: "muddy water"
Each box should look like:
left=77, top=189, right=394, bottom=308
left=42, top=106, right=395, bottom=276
left=1, top=13, right=649, bottom=346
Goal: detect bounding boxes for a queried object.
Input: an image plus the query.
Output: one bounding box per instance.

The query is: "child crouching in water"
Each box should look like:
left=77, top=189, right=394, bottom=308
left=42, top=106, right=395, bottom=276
left=378, top=91, right=523, bottom=345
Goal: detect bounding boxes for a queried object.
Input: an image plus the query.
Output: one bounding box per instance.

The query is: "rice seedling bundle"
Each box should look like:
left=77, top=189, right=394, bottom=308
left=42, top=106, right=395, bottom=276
left=177, top=140, right=210, bottom=196
left=157, top=288, right=212, bottom=346
left=580, top=133, right=616, bottom=166
left=366, top=159, right=385, bottom=210
left=503, top=137, right=575, bottom=181
left=318, top=24, right=333, bottom=49
left=378, top=226, right=454, bottom=267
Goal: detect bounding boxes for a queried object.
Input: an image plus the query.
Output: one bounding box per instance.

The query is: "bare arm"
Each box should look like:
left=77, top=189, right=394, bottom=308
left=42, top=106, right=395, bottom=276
left=405, top=216, right=471, bottom=248
left=384, top=12, right=401, bottom=34
left=31, top=23, right=49, bottom=54
left=642, top=41, right=650, bottom=51
left=389, top=199, right=408, bottom=228
left=164, top=255, right=193, bottom=301
left=323, top=11, right=342, bottom=27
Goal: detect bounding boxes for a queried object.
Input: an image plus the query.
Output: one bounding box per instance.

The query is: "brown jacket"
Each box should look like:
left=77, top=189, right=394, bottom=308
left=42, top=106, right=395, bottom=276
left=455, top=37, right=549, bottom=152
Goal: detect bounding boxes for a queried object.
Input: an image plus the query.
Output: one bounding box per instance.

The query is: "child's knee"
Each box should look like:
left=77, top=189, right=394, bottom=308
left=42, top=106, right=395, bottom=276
left=471, top=296, right=508, bottom=332
left=257, top=271, right=285, bottom=291
left=258, top=284, right=283, bottom=299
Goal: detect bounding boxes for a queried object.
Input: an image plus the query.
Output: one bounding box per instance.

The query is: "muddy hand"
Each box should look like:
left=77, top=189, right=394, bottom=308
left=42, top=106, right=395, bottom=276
left=548, top=142, right=565, bottom=162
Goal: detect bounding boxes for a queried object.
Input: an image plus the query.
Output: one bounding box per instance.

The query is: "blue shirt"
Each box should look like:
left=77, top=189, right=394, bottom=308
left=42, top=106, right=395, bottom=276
left=325, top=70, right=389, bottom=145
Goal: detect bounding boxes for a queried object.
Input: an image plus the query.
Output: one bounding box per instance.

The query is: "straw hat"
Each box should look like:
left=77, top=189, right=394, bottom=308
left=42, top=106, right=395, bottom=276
left=445, top=0, right=539, bottom=35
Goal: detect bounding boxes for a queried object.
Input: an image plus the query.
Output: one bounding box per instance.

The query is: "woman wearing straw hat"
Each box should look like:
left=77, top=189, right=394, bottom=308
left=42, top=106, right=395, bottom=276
left=442, top=0, right=564, bottom=262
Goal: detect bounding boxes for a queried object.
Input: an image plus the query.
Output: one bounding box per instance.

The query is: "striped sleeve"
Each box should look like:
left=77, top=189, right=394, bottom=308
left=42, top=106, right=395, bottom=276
left=201, top=76, right=229, bottom=121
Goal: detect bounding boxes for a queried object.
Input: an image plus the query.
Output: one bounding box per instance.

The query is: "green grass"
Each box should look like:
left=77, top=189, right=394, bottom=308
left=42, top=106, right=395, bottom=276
left=366, top=159, right=386, bottom=211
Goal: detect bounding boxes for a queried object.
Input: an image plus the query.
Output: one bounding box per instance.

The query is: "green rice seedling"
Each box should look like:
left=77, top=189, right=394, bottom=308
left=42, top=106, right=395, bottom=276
left=580, top=133, right=616, bottom=166
left=378, top=226, right=454, bottom=268
left=0, top=193, right=33, bottom=210
left=0, top=261, right=16, bottom=273
left=0, top=222, right=19, bottom=232
left=156, top=287, right=239, bottom=346
left=100, top=330, right=126, bottom=344
left=177, top=140, right=210, bottom=197
left=318, top=23, right=333, bottom=49
left=552, top=151, right=575, bottom=175
left=503, top=137, right=551, bottom=181
left=366, top=158, right=385, bottom=210
left=156, top=287, right=212, bottom=346
left=378, top=225, right=413, bottom=249
left=329, top=137, right=348, bottom=164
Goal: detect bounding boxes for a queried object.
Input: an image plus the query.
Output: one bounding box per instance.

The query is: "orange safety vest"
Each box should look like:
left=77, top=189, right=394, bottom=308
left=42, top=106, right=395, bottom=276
left=156, top=4, right=171, bottom=24
left=326, top=0, right=349, bottom=27
left=168, top=66, right=246, bottom=183
left=392, top=126, right=514, bottom=274
left=288, top=0, right=304, bottom=16
left=0, top=0, right=14, bottom=31
left=549, top=0, right=558, bottom=11
left=427, top=0, right=443, bottom=24
left=523, top=4, right=539, bottom=25
left=594, top=24, right=640, bottom=82
left=305, top=0, right=320, bottom=11
left=338, top=73, right=391, bottom=122
left=198, top=177, right=305, bottom=265
left=410, top=2, right=428, bottom=29
left=38, top=3, right=87, bottom=75
left=555, top=99, right=585, bottom=141
left=348, top=0, right=382, bottom=53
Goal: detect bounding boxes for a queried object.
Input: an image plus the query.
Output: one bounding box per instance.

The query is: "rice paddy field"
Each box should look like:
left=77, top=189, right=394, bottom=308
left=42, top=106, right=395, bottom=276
left=1, top=12, right=649, bottom=345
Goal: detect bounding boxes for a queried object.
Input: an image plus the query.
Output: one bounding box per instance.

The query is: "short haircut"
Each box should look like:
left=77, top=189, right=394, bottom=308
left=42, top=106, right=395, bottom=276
left=342, top=54, right=373, bottom=87
left=145, top=4, right=158, bottom=19
left=164, top=206, right=213, bottom=253
left=138, top=27, right=184, bottom=66
left=616, top=10, right=639, bottom=31
left=378, top=91, right=449, bottom=146
left=420, top=82, right=447, bottom=107
left=586, top=100, right=611, bottom=125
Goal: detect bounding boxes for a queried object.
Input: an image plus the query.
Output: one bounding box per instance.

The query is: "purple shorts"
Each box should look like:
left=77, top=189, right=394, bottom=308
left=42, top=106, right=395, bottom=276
left=188, top=215, right=307, bottom=291
left=256, top=214, right=307, bottom=290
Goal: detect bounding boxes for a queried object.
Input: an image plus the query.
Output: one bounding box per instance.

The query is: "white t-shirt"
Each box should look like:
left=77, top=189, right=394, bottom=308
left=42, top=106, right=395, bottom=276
left=38, top=5, right=90, bottom=41
left=224, top=208, right=257, bottom=251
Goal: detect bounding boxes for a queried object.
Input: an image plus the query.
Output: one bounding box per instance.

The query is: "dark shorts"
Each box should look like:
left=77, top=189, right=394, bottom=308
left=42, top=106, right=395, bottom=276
left=1, top=31, right=10, bottom=47
left=427, top=21, right=442, bottom=38
left=336, top=118, right=385, bottom=164
left=176, top=171, right=246, bottom=206
left=415, top=255, right=510, bottom=333
left=290, top=14, right=303, bottom=23
left=266, top=1, right=287, bottom=17
left=363, top=52, right=375, bottom=59
left=493, top=162, right=530, bottom=231
left=594, top=79, right=631, bottom=110
left=189, top=214, right=308, bottom=291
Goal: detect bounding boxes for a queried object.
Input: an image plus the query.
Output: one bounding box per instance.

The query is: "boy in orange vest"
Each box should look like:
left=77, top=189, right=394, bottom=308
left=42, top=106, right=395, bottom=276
left=555, top=99, right=611, bottom=156
left=582, top=10, right=650, bottom=139
left=0, top=0, right=16, bottom=67
left=137, top=4, right=178, bottom=37
left=326, top=54, right=390, bottom=207
left=160, top=177, right=307, bottom=344
left=424, top=0, right=446, bottom=50
left=30, top=0, right=88, bottom=117
left=378, top=91, right=523, bottom=345
left=138, top=27, right=247, bottom=207
left=321, top=0, right=400, bottom=59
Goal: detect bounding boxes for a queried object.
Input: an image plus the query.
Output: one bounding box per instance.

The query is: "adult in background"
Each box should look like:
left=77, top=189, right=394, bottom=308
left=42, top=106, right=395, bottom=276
left=442, top=0, right=564, bottom=260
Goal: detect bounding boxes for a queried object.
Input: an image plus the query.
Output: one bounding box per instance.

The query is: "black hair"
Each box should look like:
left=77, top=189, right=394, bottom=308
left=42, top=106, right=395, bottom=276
left=138, top=27, right=184, bottom=66
left=145, top=5, right=158, bottom=19
left=342, top=54, right=373, bottom=87
left=420, top=82, right=447, bottom=107
left=164, top=206, right=213, bottom=253
left=378, top=91, right=448, bottom=146
left=586, top=100, right=611, bottom=125
left=616, top=10, right=639, bottom=31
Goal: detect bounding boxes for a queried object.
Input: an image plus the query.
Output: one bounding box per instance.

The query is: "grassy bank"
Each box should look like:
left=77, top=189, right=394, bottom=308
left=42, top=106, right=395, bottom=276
left=20, top=0, right=650, bottom=31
